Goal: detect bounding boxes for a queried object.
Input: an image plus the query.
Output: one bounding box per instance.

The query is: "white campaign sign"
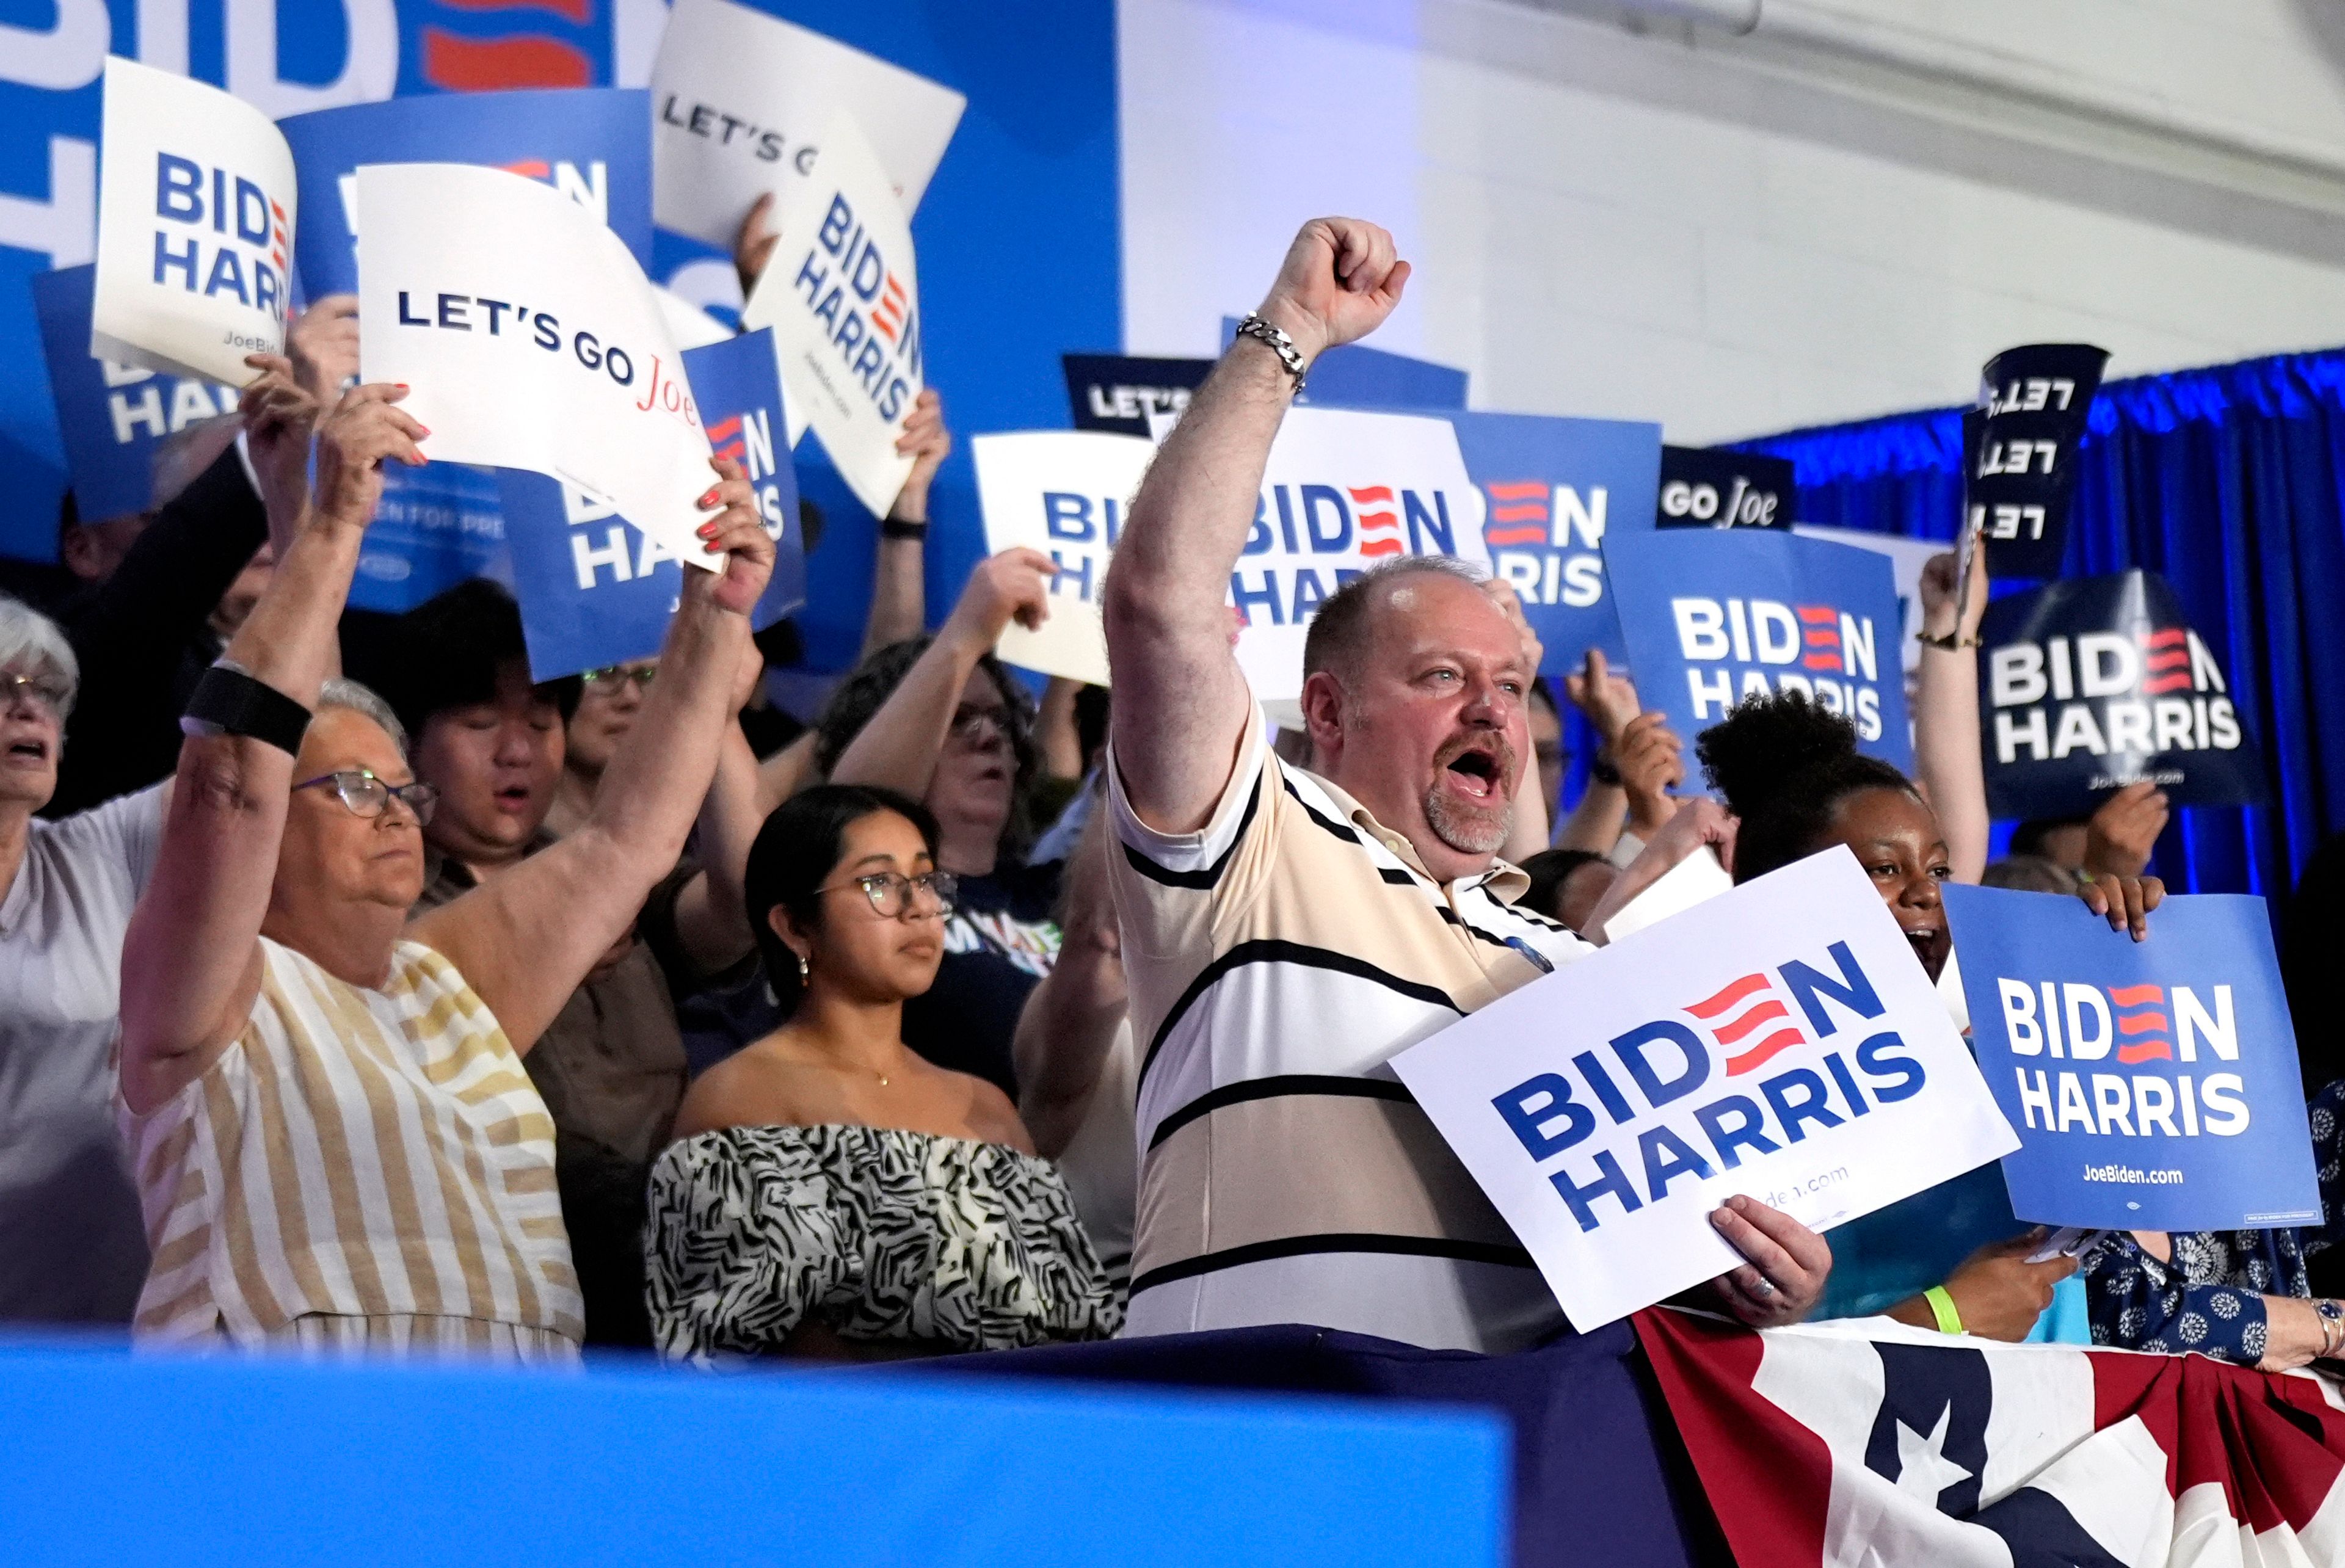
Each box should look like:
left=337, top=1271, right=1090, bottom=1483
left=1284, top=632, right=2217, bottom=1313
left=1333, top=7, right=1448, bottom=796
left=741, top=109, right=922, bottom=520
left=355, top=163, right=716, bottom=571
left=1392, top=847, right=2017, bottom=1330
left=649, top=0, right=965, bottom=247
left=92, top=57, right=296, bottom=385
left=1235, top=407, right=1492, bottom=711
left=973, top=430, right=1155, bottom=686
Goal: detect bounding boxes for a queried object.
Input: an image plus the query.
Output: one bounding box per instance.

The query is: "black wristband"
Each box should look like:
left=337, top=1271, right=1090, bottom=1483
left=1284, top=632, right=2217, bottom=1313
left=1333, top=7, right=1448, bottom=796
left=1590, top=749, right=1623, bottom=787
left=881, top=516, right=929, bottom=540
left=181, top=664, right=311, bottom=756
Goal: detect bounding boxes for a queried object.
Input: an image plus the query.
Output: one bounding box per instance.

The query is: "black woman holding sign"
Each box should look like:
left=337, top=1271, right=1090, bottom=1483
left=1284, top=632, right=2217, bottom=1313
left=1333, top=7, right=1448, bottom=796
left=1698, top=663, right=2345, bottom=1367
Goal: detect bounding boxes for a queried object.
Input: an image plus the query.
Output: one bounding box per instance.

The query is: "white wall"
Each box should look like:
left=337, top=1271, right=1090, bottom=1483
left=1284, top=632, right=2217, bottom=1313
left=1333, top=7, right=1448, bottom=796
left=1119, top=0, right=2345, bottom=443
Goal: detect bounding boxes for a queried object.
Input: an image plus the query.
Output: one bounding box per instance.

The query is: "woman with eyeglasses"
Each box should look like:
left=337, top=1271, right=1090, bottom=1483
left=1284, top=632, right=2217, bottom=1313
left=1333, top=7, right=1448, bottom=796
left=648, top=783, right=1122, bottom=1362
left=547, top=659, right=657, bottom=838
left=813, top=549, right=1067, bottom=1102
left=114, top=379, right=776, bottom=1362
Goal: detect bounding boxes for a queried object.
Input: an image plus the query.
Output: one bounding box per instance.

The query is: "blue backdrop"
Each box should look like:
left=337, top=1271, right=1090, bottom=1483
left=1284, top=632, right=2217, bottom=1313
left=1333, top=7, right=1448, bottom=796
left=1737, top=351, right=2345, bottom=901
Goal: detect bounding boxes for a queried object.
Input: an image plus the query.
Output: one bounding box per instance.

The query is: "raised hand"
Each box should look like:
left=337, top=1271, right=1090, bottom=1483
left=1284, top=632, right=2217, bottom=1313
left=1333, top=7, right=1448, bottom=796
left=686, top=454, right=776, bottom=617
left=1564, top=648, right=1642, bottom=748
left=1479, top=577, right=1544, bottom=681
left=2084, top=780, right=2169, bottom=878
left=1919, top=544, right=1990, bottom=643
left=1708, top=1194, right=1831, bottom=1327
left=309, top=382, right=427, bottom=530
left=1254, top=217, right=1411, bottom=364
left=890, top=387, right=953, bottom=523
left=238, top=352, right=323, bottom=524
left=288, top=294, right=360, bottom=404
left=1615, top=711, right=1685, bottom=837
left=942, top=546, right=1056, bottom=649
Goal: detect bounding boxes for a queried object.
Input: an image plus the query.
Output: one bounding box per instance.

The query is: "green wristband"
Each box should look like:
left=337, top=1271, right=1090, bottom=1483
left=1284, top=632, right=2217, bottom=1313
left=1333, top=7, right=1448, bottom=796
left=1924, top=1285, right=1965, bottom=1337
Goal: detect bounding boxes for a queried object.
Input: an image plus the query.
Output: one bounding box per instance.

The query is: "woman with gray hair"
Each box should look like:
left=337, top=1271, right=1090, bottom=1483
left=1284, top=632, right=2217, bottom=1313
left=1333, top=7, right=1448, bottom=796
left=115, top=367, right=774, bottom=1362
left=0, top=592, right=162, bottom=1326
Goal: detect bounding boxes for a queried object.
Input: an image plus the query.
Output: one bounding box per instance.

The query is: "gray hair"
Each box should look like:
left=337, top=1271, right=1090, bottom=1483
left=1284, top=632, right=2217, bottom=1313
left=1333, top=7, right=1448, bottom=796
left=316, top=677, right=407, bottom=758
left=0, top=595, right=78, bottom=717
left=1301, top=554, right=1490, bottom=684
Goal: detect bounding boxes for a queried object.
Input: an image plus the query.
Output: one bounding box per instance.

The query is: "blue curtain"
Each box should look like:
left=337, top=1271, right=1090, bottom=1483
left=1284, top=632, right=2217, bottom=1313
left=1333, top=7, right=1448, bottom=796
left=1732, top=350, right=2345, bottom=898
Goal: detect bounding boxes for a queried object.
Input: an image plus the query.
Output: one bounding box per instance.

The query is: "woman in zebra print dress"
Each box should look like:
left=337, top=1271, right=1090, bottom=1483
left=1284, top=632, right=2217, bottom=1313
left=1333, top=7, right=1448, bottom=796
left=647, top=784, right=1121, bottom=1363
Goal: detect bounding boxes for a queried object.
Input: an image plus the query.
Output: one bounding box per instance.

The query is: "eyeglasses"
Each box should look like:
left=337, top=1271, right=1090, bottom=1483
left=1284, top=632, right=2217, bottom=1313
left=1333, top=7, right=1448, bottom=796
left=293, top=768, right=440, bottom=826
left=1, top=671, right=71, bottom=715
left=582, top=665, right=657, bottom=691
left=816, top=869, right=958, bottom=918
left=947, top=705, right=1009, bottom=744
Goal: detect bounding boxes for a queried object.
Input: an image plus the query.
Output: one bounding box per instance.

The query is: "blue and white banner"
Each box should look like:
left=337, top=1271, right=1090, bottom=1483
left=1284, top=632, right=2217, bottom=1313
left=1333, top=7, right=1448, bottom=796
left=1447, top=409, right=1660, bottom=673
left=92, top=57, right=293, bottom=385
left=278, top=87, right=652, bottom=299
left=1980, top=569, right=2266, bottom=818
left=33, top=263, right=236, bottom=525
left=1604, top=528, right=1913, bottom=772
left=741, top=107, right=922, bottom=520
left=972, top=429, right=1155, bottom=685
left=502, top=327, right=804, bottom=681
left=1943, top=883, right=2319, bottom=1232
left=1395, top=848, right=2016, bottom=1329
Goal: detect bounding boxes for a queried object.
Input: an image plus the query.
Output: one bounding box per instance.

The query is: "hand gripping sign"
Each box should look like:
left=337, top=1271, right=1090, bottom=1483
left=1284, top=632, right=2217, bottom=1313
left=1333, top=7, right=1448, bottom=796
left=34, top=264, right=238, bottom=528
left=973, top=430, right=1155, bottom=687
left=1604, top=527, right=1914, bottom=773
left=1394, top=848, right=2016, bottom=1330
left=741, top=107, right=923, bottom=521
left=650, top=0, right=965, bottom=248
left=1943, top=884, right=2319, bottom=1232
left=355, top=163, right=715, bottom=573
left=92, top=57, right=295, bottom=386
left=1979, top=568, right=2266, bottom=818
left=500, top=327, right=807, bottom=681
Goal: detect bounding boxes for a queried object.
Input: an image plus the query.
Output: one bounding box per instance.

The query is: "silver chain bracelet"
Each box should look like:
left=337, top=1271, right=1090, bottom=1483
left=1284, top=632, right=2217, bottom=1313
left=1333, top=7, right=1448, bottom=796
left=1234, top=313, right=1309, bottom=394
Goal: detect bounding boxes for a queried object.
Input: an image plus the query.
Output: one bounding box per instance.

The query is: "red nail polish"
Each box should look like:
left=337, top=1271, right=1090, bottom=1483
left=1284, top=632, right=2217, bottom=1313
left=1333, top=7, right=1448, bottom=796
left=705, top=542, right=722, bottom=553
left=393, top=383, right=409, bottom=391
left=697, top=488, right=719, bottom=507
left=697, top=523, right=718, bottom=538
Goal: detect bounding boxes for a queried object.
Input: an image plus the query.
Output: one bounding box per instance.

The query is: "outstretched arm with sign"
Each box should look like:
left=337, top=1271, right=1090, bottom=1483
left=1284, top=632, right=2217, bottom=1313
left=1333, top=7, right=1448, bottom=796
left=1103, top=219, right=1409, bottom=834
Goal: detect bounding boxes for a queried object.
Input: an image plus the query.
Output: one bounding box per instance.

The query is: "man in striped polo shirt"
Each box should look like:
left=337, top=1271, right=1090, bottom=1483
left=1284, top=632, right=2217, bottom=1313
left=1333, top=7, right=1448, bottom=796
left=1099, top=217, right=1833, bottom=1352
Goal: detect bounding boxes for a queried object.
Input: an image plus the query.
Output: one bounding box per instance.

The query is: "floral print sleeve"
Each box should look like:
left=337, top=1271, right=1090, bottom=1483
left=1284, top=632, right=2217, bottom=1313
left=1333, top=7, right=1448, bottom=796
left=2079, top=1078, right=2345, bottom=1364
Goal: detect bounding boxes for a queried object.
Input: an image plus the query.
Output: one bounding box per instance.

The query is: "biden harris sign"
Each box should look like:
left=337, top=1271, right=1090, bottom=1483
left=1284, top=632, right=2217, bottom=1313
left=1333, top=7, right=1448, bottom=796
left=1943, top=884, right=2319, bottom=1233
left=1605, top=528, right=1913, bottom=773
left=1395, top=848, right=2015, bottom=1329
left=92, top=57, right=294, bottom=387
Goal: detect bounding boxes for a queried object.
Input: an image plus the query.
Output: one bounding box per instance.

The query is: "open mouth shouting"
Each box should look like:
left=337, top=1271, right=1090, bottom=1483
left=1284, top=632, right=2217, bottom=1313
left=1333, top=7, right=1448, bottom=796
left=3, top=735, right=50, bottom=767
left=1902, top=920, right=1952, bottom=982
left=1423, top=732, right=1518, bottom=857
left=1437, top=735, right=1511, bottom=805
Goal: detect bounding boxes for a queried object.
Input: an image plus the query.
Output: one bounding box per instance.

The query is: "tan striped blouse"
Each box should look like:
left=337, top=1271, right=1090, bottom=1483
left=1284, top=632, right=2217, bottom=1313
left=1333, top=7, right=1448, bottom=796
left=118, top=937, right=583, bottom=1359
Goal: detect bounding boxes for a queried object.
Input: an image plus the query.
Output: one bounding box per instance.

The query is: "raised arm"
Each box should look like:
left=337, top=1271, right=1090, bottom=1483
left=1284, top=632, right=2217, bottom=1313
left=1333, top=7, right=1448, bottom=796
left=1102, top=217, right=1411, bottom=833
left=862, top=388, right=952, bottom=658
left=1012, top=816, right=1127, bottom=1158
left=1913, top=549, right=1990, bottom=884
left=663, top=650, right=767, bottom=975
left=410, top=464, right=774, bottom=1054
left=829, top=547, right=1053, bottom=797
left=118, top=380, right=423, bottom=1112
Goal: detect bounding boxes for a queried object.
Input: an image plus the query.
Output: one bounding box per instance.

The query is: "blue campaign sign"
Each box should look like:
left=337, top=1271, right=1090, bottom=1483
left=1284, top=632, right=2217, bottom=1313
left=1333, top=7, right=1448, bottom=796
left=278, top=87, right=655, bottom=298
left=1604, top=528, right=1913, bottom=772
left=278, top=87, right=655, bottom=613
left=1218, top=317, right=1468, bottom=410
left=32, top=263, right=236, bottom=524
left=1942, top=884, right=2321, bottom=1232
left=1444, top=410, right=1660, bottom=674
left=503, top=328, right=805, bottom=681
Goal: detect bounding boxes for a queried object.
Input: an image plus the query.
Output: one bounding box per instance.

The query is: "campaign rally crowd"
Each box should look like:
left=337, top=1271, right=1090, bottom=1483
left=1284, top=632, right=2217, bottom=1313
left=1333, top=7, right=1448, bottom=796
left=4, top=201, right=2344, bottom=1385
